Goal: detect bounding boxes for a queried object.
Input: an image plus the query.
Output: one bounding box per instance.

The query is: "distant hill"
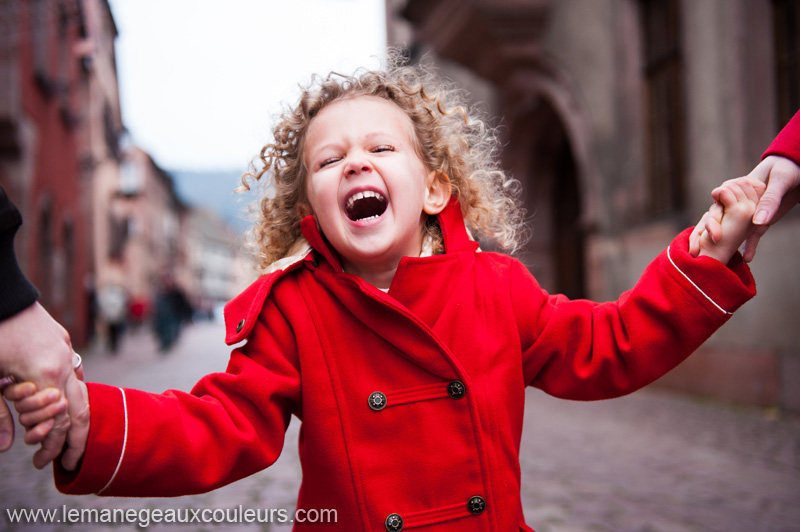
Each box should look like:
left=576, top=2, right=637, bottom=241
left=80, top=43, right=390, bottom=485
left=168, top=169, right=254, bottom=234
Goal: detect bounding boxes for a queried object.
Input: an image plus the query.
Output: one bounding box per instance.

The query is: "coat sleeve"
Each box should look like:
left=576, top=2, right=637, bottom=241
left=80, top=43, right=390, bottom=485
left=513, top=228, right=756, bottom=400
left=762, top=110, right=800, bottom=164
left=53, top=293, right=301, bottom=496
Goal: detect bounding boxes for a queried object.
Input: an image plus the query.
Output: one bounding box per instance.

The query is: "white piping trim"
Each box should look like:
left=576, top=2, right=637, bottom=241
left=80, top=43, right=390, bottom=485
left=97, top=387, right=128, bottom=494
left=666, top=245, right=731, bottom=316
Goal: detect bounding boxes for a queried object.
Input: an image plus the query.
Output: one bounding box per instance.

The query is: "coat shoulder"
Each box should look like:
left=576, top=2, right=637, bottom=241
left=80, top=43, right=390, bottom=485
left=223, top=246, right=311, bottom=345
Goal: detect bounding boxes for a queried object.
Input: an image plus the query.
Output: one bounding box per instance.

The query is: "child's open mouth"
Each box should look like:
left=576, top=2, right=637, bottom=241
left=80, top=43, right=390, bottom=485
left=345, top=191, right=387, bottom=222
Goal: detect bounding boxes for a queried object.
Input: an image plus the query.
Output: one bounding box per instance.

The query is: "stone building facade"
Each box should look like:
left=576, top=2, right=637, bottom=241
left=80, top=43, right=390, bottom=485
left=0, top=0, right=96, bottom=345
left=0, top=0, right=242, bottom=349
left=387, top=0, right=800, bottom=411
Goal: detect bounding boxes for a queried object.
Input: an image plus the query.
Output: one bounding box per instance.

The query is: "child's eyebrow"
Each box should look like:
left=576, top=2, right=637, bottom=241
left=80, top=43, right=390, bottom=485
left=362, top=130, right=408, bottom=147
left=310, top=143, right=342, bottom=157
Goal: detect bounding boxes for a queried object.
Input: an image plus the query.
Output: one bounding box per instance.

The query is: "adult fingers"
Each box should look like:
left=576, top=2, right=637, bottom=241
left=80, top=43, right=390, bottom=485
left=24, top=419, right=55, bottom=446
left=3, top=381, right=36, bottom=401
left=742, top=224, right=769, bottom=263
left=60, top=375, right=89, bottom=471
left=32, top=416, right=69, bottom=469
left=31, top=402, right=71, bottom=470
left=0, top=398, right=14, bottom=452
left=711, top=177, right=743, bottom=202
left=739, top=180, right=762, bottom=203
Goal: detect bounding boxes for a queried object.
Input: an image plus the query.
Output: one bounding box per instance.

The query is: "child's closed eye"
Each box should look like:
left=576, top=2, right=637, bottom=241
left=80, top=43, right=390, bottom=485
left=319, top=157, right=341, bottom=169
left=318, top=146, right=394, bottom=168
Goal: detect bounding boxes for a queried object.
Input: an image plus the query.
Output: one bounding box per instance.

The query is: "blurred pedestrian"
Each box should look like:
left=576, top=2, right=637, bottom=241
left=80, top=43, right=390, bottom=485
left=153, top=276, right=192, bottom=352
left=127, top=295, right=149, bottom=331
left=96, top=283, right=128, bottom=354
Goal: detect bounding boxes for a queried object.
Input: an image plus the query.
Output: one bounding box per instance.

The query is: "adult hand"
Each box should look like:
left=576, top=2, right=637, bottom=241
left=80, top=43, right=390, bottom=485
left=706, top=156, right=800, bottom=262
left=0, top=303, right=89, bottom=470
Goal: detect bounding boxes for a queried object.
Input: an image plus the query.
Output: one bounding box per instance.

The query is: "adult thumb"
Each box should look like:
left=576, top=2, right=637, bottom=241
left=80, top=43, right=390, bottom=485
left=753, top=189, right=784, bottom=225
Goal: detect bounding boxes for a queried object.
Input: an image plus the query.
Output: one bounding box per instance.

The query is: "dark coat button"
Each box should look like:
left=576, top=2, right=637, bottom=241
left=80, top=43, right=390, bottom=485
left=368, top=391, right=387, bottom=411
left=236, top=319, right=245, bottom=333
left=385, top=513, right=403, bottom=531
left=448, top=380, right=466, bottom=399
left=467, top=495, right=486, bottom=515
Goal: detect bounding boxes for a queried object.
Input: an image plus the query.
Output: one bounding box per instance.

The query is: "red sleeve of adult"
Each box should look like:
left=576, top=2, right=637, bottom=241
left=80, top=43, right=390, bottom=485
left=763, top=110, right=800, bottom=164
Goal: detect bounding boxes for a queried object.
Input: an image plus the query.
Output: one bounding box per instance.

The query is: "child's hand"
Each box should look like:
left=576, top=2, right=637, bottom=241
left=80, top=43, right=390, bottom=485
left=3, top=382, right=67, bottom=446
left=690, top=202, right=724, bottom=257
left=690, top=177, right=766, bottom=263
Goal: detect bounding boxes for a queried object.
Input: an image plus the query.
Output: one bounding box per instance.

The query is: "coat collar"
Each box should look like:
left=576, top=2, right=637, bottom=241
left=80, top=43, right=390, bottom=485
left=224, top=197, right=477, bottom=345
left=437, top=196, right=481, bottom=254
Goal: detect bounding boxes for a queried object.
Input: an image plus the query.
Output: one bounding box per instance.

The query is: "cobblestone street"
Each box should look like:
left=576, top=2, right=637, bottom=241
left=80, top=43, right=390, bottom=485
left=0, top=321, right=798, bottom=531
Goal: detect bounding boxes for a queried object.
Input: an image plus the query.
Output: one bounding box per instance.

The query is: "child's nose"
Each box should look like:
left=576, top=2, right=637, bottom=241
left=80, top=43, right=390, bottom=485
left=344, top=158, right=372, bottom=177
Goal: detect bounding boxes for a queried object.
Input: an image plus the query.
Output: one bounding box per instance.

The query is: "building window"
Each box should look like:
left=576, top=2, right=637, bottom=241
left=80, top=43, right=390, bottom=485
left=640, top=0, right=685, bottom=217
left=31, top=0, right=53, bottom=94
left=773, top=0, right=800, bottom=128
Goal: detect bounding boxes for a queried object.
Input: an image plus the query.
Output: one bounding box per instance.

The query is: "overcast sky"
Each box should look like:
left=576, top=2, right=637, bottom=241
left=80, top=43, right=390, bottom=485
left=108, top=0, right=388, bottom=172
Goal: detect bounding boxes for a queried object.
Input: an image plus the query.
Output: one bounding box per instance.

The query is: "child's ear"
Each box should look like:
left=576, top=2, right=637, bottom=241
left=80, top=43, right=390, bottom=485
left=423, top=170, right=451, bottom=215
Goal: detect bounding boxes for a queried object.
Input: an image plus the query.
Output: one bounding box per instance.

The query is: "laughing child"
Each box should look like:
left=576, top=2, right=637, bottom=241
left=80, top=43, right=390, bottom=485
left=7, top=61, right=765, bottom=532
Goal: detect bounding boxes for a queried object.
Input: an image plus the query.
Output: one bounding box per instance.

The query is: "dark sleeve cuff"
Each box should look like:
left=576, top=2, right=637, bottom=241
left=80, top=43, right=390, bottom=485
left=0, top=229, right=39, bottom=321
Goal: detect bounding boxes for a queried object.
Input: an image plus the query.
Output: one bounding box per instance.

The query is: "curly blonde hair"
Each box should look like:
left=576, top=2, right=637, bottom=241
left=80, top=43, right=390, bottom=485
left=239, top=57, right=526, bottom=273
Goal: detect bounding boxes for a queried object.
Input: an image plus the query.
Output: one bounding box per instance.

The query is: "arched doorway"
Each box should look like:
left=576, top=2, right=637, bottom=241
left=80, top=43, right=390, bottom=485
left=517, top=100, right=586, bottom=300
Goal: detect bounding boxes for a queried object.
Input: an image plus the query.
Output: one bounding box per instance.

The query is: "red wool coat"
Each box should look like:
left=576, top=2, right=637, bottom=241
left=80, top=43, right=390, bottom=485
left=55, top=200, right=755, bottom=531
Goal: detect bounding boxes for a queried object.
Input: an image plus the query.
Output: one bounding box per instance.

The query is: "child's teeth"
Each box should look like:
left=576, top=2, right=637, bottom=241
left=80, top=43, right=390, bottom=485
left=347, top=192, right=364, bottom=210
left=346, top=191, right=384, bottom=210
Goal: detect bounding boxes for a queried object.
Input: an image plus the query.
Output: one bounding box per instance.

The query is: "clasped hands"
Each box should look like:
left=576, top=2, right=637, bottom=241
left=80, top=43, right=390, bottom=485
left=0, top=303, right=89, bottom=470
left=690, top=156, right=800, bottom=261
